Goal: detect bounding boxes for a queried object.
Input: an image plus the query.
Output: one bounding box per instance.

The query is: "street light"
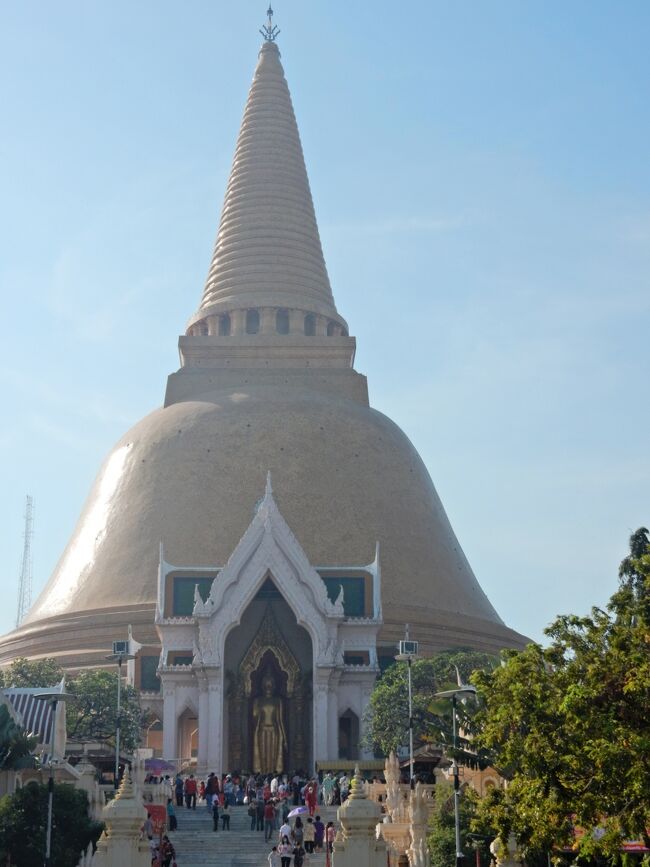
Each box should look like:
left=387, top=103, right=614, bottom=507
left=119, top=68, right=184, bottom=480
left=34, top=690, right=73, bottom=867
left=434, top=682, right=477, bottom=867
left=395, top=624, right=419, bottom=789
left=106, top=641, right=135, bottom=789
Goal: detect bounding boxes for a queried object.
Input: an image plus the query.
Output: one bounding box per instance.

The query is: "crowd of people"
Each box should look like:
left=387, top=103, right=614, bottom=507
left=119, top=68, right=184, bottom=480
left=142, top=770, right=351, bottom=865
left=141, top=770, right=354, bottom=811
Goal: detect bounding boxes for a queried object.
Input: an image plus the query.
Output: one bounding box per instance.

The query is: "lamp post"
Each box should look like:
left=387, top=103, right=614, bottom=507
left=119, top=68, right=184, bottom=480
left=395, top=624, right=419, bottom=789
left=434, top=683, right=477, bottom=867
left=106, top=642, right=135, bottom=789
left=34, top=690, right=72, bottom=867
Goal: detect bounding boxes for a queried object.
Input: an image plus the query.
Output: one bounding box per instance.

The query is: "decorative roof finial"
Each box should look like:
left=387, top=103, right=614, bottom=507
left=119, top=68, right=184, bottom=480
left=260, top=5, right=280, bottom=42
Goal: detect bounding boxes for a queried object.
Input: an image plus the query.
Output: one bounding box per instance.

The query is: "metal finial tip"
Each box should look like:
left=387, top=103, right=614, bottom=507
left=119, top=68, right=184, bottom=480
left=260, top=4, right=280, bottom=42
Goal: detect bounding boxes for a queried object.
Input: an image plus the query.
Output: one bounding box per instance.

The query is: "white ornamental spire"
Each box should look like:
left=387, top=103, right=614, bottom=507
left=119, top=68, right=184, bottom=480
left=187, top=22, right=346, bottom=333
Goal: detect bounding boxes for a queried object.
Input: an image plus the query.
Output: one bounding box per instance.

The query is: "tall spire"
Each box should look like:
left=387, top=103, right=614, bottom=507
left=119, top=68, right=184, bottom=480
left=187, top=25, right=347, bottom=336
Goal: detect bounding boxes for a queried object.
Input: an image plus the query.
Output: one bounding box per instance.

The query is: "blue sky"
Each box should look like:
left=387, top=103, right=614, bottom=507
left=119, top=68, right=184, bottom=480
left=1, top=1, right=648, bottom=643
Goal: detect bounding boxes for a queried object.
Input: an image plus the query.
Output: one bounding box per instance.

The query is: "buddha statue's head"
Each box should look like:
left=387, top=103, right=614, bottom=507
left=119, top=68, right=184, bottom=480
left=261, top=673, right=275, bottom=697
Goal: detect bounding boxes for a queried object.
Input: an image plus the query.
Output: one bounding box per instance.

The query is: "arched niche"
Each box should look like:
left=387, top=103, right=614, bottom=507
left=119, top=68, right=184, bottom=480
left=246, top=309, right=260, bottom=334
left=276, top=309, right=290, bottom=334
left=224, top=582, right=312, bottom=773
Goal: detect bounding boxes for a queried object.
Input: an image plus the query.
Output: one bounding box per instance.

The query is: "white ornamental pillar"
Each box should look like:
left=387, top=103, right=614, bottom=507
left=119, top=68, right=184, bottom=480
left=333, top=767, right=388, bottom=867
left=261, top=307, right=276, bottom=334
left=289, top=309, right=304, bottom=334
left=313, top=672, right=331, bottom=766
left=197, top=679, right=209, bottom=773
left=206, top=669, right=223, bottom=773
left=231, top=309, right=245, bottom=335
left=162, top=683, right=177, bottom=760
left=327, top=676, right=340, bottom=760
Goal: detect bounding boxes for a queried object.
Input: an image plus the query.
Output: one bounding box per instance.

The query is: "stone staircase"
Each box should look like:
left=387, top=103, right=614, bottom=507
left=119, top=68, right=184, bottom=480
left=169, top=804, right=338, bottom=867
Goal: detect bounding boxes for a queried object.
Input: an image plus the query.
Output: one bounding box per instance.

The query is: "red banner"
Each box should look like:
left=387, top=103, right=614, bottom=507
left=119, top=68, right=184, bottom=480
left=145, top=803, right=167, bottom=837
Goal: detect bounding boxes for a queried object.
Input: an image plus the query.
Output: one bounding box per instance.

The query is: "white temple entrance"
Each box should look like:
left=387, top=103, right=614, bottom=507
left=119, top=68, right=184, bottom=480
left=177, top=706, right=198, bottom=764
left=154, top=475, right=382, bottom=773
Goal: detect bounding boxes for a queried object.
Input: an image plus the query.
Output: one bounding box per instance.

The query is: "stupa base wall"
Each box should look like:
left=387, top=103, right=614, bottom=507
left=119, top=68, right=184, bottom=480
left=0, top=604, right=526, bottom=673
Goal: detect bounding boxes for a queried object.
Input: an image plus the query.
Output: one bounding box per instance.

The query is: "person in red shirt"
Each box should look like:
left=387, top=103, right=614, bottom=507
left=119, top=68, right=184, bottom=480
left=264, top=800, right=276, bottom=841
left=305, top=783, right=317, bottom=816
left=184, top=774, right=197, bottom=809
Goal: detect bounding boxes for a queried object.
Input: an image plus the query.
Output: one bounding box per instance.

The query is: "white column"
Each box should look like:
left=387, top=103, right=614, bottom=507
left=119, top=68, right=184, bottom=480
left=313, top=671, right=330, bottom=767
left=206, top=669, right=223, bottom=773
left=231, top=309, right=245, bottom=335
left=327, top=678, right=339, bottom=760
left=197, top=680, right=209, bottom=773
left=162, top=683, right=177, bottom=761
left=289, top=309, right=304, bottom=334
left=261, top=307, right=276, bottom=334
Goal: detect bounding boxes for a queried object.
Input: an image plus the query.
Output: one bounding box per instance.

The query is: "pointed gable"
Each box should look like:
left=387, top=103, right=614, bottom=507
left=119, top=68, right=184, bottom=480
left=192, top=474, right=344, bottom=668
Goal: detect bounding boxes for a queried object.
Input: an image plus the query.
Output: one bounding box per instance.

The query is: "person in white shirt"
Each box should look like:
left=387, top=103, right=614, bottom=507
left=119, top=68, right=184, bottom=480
left=271, top=776, right=279, bottom=795
left=279, top=836, right=293, bottom=867
left=268, top=845, right=282, bottom=867
left=280, top=820, right=292, bottom=841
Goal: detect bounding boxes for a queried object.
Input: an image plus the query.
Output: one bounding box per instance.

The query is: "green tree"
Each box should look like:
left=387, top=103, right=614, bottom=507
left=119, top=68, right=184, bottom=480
left=66, top=669, right=142, bottom=752
left=0, top=657, right=144, bottom=753
left=0, top=657, right=63, bottom=689
left=363, top=648, right=497, bottom=756
left=471, top=527, right=650, bottom=862
left=427, top=781, right=482, bottom=867
left=0, top=781, right=102, bottom=867
left=0, top=704, right=37, bottom=770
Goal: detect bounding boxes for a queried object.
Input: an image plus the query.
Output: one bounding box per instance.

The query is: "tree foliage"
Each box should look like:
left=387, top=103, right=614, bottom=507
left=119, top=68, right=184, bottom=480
left=0, top=659, right=143, bottom=753
left=363, top=648, right=497, bottom=756
left=471, top=527, right=650, bottom=861
left=0, top=781, right=102, bottom=867
left=0, top=657, right=64, bottom=689
left=0, top=704, right=37, bottom=770
left=66, top=669, right=143, bottom=753
left=427, top=781, right=482, bottom=867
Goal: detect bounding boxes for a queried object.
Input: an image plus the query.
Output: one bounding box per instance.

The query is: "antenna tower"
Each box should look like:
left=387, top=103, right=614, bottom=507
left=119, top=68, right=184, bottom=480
left=16, top=495, right=34, bottom=627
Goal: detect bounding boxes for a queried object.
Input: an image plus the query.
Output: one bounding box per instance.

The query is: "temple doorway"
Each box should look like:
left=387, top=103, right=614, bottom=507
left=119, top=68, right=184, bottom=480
left=339, top=709, right=360, bottom=760
left=177, top=706, right=198, bottom=764
left=224, top=577, right=312, bottom=773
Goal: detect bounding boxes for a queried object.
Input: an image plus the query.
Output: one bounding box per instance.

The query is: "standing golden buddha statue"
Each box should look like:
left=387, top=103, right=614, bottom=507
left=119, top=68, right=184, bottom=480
left=252, top=671, right=287, bottom=773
